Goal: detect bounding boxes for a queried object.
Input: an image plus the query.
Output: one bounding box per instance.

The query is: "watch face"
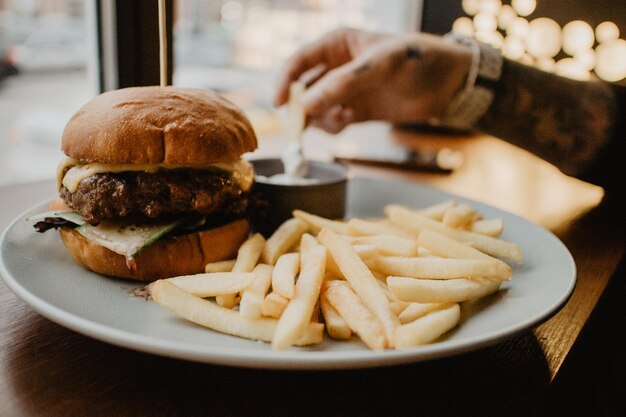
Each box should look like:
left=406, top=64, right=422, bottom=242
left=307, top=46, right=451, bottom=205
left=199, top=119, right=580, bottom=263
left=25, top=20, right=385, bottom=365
left=440, top=35, right=502, bottom=130
left=477, top=41, right=503, bottom=82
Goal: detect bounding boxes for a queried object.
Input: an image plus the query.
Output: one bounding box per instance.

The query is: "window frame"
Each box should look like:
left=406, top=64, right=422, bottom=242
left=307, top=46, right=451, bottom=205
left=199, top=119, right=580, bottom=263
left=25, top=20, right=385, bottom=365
left=95, top=0, right=173, bottom=92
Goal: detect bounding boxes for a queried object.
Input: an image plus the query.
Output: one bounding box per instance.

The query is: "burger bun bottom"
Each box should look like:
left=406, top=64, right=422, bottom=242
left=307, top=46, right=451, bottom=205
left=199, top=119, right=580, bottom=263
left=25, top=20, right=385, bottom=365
left=59, top=219, right=249, bottom=281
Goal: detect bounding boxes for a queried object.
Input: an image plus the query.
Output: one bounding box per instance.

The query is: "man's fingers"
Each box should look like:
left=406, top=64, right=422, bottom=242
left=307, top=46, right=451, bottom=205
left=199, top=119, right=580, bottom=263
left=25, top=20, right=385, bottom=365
left=309, top=105, right=356, bottom=134
left=275, top=55, right=313, bottom=106
left=301, top=62, right=363, bottom=116
left=274, top=31, right=352, bottom=106
left=277, top=63, right=328, bottom=110
left=299, top=63, right=328, bottom=88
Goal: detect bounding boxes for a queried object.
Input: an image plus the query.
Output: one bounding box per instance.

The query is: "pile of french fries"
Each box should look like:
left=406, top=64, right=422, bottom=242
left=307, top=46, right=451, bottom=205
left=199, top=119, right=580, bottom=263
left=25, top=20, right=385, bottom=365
left=149, top=199, right=522, bottom=351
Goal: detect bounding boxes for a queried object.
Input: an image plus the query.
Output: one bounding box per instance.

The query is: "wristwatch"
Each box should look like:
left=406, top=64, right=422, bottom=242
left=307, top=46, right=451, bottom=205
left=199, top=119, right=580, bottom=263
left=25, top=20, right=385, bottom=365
left=437, top=33, right=503, bottom=130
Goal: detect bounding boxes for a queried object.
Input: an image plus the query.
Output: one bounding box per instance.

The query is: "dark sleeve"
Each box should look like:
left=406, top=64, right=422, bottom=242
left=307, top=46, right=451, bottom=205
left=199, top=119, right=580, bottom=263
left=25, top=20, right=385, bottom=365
left=477, top=59, right=622, bottom=191
left=580, top=84, right=626, bottom=191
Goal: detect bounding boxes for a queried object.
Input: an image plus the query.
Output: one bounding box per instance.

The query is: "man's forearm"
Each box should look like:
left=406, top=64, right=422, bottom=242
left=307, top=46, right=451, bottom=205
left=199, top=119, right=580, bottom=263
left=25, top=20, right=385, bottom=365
left=477, top=59, right=618, bottom=177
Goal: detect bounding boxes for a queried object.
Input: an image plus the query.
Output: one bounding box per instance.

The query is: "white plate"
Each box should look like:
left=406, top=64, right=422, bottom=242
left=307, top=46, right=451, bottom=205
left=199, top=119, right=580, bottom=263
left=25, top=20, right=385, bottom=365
left=0, top=178, right=575, bottom=369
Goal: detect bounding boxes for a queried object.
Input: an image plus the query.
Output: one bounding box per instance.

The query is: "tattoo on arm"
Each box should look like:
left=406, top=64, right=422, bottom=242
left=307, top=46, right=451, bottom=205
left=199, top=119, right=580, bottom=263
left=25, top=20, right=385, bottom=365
left=405, top=46, right=422, bottom=60
left=477, top=59, right=618, bottom=176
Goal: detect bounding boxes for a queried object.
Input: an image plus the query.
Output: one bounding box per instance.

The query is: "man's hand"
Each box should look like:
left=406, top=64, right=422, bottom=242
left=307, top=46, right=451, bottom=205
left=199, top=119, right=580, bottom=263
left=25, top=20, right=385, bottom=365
left=274, top=28, right=472, bottom=133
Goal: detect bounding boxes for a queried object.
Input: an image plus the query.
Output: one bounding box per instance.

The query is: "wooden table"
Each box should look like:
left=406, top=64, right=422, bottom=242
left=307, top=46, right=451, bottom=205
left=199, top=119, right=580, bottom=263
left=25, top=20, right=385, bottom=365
left=1, top=122, right=624, bottom=417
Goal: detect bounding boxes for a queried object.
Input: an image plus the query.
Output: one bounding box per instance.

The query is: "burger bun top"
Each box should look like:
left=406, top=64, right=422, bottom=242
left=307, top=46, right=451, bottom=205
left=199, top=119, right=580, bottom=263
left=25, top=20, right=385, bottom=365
left=61, top=86, right=257, bottom=165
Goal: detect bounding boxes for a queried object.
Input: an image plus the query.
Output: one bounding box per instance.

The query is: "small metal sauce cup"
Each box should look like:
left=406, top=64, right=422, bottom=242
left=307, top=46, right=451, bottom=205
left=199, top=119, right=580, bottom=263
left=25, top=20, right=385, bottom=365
left=250, top=158, right=349, bottom=236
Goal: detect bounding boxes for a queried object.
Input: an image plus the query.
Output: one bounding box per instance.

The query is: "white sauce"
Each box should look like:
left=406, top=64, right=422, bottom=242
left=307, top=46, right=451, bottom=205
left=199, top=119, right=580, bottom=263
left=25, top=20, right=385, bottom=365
left=258, top=143, right=320, bottom=185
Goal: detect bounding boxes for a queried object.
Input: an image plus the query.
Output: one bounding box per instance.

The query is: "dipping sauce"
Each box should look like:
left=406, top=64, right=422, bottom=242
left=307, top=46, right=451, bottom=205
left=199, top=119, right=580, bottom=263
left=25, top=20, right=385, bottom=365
left=256, top=144, right=320, bottom=185
left=250, top=158, right=348, bottom=235
left=257, top=81, right=319, bottom=186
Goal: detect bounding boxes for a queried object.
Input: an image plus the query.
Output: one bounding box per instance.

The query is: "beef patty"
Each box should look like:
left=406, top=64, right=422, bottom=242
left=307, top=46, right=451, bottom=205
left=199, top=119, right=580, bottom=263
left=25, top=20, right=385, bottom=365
left=60, top=169, right=249, bottom=225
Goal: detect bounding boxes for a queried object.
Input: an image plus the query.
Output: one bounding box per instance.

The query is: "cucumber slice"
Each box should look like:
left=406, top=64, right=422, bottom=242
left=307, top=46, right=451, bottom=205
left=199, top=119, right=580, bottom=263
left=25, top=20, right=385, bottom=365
left=31, top=211, right=187, bottom=260
left=53, top=211, right=88, bottom=226
left=76, top=219, right=182, bottom=259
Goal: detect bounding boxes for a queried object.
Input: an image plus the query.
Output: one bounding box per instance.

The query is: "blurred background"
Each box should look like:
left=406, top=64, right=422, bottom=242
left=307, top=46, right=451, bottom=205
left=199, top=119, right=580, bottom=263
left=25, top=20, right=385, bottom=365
left=0, top=0, right=624, bottom=187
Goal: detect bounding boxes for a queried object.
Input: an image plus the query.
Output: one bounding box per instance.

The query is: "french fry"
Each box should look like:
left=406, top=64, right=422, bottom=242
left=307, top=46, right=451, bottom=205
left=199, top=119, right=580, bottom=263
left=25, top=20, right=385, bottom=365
left=319, top=290, right=352, bottom=339
left=417, top=229, right=493, bottom=260
left=323, top=271, right=341, bottom=281
left=347, top=218, right=412, bottom=238
left=287, top=81, right=306, bottom=142
left=347, top=234, right=418, bottom=257
left=151, top=280, right=323, bottom=345
left=399, top=302, right=453, bottom=324
left=442, top=203, right=475, bottom=228
left=271, top=252, right=299, bottom=299
left=239, top=264, right=274, bottom=319
left=385, top=205, right=522, bottom=262
left=387, top=276, right=501, bottom=303
left=272, top=235, right=326, bottom=350
left=232, top=233, right=266, bottom=271
left=370, top=269, right=388, bottom=282
left=261, top=218, right=309, bottom=265
left=353, top=244, right=378, bottom=259
left=151, top=197, right=522, bottom=352
left=373, top=256, right=512, bottom=280
left=167, top=272, right=255, bottom=297
left=318, top=228, right=400, bottom=346
left=204, top=259, right=236, bottom=273
left=299, top=232, right=319, bottom=251
left=376, top=279, right=411, bottom=315
left=325, top=244, right=377, bottom=278
left=395, top=303, right=461, bottom=348
left=417, top=247, right=438, bottom=257
left=261, top=292, right=289, bottom=318
left=310, top=303, right=320, bottom=323
left=389, top=299, right=409, bottom=316
left=322, top=280, right=386, bottom=350
left=325, top=256, right=343, bottom=279
left=417, top=199, right=456, bottom=221
left=469, top=218, right=504, bottom=237
left=216, top=233, right=265, bottom=308
left=293, top=210, right=349, bottom=234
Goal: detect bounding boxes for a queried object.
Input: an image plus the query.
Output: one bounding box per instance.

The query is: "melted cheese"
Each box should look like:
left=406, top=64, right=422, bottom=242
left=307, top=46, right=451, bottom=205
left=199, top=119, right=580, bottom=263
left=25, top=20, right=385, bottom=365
left=57, top=157, right=80, bottom=190
left=59, top=158, right=254, bottom=193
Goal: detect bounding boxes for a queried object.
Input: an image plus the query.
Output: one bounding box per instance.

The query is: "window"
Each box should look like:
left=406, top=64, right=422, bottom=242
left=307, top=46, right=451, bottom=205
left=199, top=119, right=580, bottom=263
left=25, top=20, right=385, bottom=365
left=172, top=0, right=421, bottom=136
left=2, top=1, right=620, bottom=187
left=0, top=0, right=97, bottom=186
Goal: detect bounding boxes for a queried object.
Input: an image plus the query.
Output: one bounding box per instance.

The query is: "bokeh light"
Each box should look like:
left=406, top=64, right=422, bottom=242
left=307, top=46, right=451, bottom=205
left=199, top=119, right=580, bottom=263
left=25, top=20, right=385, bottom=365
left=474, top=11, right=498, bottom=32
left=526, top=17, right=562, bottom=59
left=555, top=58, right=591, bottom=81
left=507, top=17, right=530, bottom=38
left=452, top=16, right=475, bottom=36
left=562, top=20, right=595, bottom=56
left=462, top=0, right=481, bottom=16
left=574, top=49, right=596, bottom=71
left=502, top=36, right=525, bottom=60
left=476, top=30, right=504, bottom=48
left=511, top=0, right=536, bottom=17
left=478, top=0, right=502, bottom=15
left=595, top=21, right=620, bottom=43
left=498, top=5, right=517, bottom=30
left=536, top=58, right=556, bottom=73
left=595, top=39, right=626, bottom=82
left=459, top=0, right=625, bottom=82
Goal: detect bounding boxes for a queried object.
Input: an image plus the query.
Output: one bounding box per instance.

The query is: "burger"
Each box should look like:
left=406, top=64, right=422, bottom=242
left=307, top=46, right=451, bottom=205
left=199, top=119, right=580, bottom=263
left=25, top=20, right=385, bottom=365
left=33, top=86, right=258, bottom=281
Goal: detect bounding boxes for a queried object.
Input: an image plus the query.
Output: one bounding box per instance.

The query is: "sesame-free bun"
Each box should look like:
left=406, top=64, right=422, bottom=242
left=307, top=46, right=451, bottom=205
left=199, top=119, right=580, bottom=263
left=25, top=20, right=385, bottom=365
left=59, top=219, right=249, bottom=281
left=61, top=86, right=257, bottom=165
